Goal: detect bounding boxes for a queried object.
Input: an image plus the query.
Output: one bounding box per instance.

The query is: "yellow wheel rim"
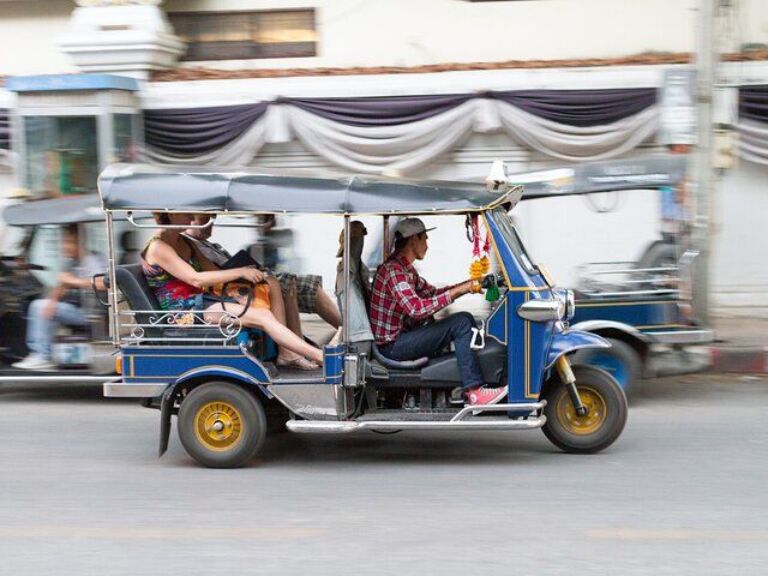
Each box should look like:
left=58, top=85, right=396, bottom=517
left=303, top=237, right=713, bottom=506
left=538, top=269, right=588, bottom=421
left=194, top=401, right=244, bottom=452
left=555, top=386, right=607, bottom=436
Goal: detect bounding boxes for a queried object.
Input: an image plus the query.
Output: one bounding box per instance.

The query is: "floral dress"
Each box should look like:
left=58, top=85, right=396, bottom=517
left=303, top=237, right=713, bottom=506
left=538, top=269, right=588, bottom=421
left=142, top=237, right=204, bottom=311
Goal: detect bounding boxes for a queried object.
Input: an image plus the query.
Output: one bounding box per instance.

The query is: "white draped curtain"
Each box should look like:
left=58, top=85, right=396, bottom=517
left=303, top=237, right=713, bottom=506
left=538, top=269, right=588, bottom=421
left=145, top=98, right=661, bottom=172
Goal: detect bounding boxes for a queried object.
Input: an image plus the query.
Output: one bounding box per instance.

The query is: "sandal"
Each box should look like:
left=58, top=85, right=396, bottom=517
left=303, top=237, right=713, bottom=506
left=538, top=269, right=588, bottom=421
left=277, top=356, right=320, bottom=371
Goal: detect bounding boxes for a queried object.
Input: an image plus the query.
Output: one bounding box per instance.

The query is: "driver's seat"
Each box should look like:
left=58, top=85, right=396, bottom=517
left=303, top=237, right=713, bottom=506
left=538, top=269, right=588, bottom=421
left=335, top=235, right=429, bottom=371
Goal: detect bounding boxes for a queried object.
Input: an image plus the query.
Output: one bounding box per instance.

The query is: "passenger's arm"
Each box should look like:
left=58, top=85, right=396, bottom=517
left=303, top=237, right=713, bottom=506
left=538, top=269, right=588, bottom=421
left=148, top=240, right=262, bottom=288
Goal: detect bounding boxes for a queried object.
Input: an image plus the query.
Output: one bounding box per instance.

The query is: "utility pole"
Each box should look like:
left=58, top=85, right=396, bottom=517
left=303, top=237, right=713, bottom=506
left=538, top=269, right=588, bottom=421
left=691, top=0, right=717, bottom=325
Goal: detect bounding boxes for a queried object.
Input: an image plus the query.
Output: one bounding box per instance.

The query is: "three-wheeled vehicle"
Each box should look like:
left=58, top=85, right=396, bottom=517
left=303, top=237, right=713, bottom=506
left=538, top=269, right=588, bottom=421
left=515, top=155, right=713, bottom=394
left=0, top=194, right=118, bottom=383
left=99, top=162, right=628, bottom=468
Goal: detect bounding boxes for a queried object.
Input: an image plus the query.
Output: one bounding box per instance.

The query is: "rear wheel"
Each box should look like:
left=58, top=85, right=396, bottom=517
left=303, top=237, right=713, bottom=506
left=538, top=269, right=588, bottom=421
left=542, top=366, right=627, bottom=454
left=178, top=381, right=266, bottom=468
left=571, top=338, right=643, bottom=396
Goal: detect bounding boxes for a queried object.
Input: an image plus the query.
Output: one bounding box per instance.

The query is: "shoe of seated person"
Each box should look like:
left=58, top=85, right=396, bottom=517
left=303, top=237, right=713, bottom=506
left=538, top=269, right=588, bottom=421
left=12, top=353, right=55, bottom=371
left=466, top=386, right=507, bottom=406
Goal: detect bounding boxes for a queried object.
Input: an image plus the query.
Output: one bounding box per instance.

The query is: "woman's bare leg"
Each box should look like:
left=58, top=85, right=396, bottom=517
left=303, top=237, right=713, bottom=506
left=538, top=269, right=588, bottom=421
left=315, top=287, right=341, bottom=329
left=266, top=277, right=286, bottom=325
left=266, top=277, right=308, bottom=363
left=206, top=303, right=322, bottom=364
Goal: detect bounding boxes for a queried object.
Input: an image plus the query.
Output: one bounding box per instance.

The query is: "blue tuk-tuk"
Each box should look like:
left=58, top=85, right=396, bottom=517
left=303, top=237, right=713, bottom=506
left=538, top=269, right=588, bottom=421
left=515, top=155, right=713, bottom=394
left=98, top=162, right=627, bottom=468
left=0, top=195, right=119, bottom=383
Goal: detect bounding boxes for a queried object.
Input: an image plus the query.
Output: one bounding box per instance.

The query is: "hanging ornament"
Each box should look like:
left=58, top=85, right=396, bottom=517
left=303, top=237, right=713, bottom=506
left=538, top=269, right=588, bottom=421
left=467, top=215, right=491, bottom=293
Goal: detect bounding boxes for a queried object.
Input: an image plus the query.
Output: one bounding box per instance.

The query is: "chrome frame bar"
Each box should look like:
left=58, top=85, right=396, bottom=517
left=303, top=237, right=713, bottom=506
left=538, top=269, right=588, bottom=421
left=126, top=211, right=214, bottom=230
left=105, top=211, right=120, bottom=347
left=286, top=415, right=546, bottom=434
left=0, top=376, right=120, bottom=383
left=451, top=401, right=546, bottom=421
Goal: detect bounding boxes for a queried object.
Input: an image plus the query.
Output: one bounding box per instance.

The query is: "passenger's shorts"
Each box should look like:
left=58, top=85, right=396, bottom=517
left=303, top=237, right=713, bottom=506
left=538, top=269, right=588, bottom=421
left=276, top=273, right=322, bottom=314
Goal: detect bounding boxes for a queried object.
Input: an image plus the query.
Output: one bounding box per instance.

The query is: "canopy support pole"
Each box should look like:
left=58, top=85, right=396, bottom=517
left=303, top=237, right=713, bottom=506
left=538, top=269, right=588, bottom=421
left=382, top=215, right=390, bottom=264
left=105, top=212, right=120, bottom=347
left=342, top=215, right=351, bottom=344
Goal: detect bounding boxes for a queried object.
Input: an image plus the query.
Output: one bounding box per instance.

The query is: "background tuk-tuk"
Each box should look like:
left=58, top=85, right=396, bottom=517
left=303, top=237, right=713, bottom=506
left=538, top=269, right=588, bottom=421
left=0, top=194, right=120, bottom=381
left=99, top=163, right=628, bottom=469
left=513, top=155, right=713, bottom=394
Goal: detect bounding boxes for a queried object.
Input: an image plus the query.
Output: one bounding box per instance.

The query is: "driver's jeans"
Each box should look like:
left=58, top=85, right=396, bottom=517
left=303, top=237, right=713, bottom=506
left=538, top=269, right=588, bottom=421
left=379, top=312, right=485, bottom=389
left=26, top=299, right=88, bottom=359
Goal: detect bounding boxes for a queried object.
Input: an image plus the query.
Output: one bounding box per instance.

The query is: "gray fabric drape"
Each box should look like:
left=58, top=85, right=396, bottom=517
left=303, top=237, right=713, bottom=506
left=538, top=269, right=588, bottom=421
left=492, top=88, right=657, bottom=127
left=0, top=109, right=10, bottom=150
left=143, top=103, right=268, bottom=156
left=143, top=97, right=660, bottom=171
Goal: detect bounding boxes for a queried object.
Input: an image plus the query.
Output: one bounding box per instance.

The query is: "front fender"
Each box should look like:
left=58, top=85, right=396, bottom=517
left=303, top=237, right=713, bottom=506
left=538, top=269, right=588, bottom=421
left=545, top=329, right=610, bottom=370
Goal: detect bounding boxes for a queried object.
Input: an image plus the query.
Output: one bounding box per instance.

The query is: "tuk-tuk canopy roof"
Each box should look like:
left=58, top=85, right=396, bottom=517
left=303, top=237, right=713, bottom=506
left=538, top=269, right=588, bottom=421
left=2, top=194, right=109, bottom=226
left=98, top=164, right=519, bottom=215
left=516, top=155, right=687, bottom=200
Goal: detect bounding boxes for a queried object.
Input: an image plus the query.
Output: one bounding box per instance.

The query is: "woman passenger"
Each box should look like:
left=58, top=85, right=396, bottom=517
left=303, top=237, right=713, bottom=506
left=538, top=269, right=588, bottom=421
left=141, top=212, right=323, bottom=368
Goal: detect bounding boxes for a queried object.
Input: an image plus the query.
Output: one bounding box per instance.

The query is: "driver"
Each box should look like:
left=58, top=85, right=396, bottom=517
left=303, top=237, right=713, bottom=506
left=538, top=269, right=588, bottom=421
left=369, top=218, right=507, bottom=406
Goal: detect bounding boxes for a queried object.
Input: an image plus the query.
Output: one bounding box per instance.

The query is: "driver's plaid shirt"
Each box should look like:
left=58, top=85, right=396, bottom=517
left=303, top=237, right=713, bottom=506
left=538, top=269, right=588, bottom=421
left=369, top=254, right=452, bottom=345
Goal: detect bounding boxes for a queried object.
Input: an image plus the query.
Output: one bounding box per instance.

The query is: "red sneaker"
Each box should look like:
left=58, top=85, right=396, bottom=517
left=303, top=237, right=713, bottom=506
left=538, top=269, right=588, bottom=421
left=466, top=386, right=507, bottom=406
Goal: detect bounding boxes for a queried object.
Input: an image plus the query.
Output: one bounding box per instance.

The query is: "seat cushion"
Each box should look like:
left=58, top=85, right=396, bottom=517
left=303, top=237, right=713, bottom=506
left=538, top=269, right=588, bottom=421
left=371, top=342, right=430, bottom=370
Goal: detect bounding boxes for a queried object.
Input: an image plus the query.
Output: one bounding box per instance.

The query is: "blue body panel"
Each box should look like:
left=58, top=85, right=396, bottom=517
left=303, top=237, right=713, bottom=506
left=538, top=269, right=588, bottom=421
left=323, top=345, right=345, bottom=385
left=573, top=299, right=682, bottom=331
left=546, top=329, right=610, bottom=370
left=123, top=346, right=270, bottom=387
left=485, top=212, right=552, bottom=401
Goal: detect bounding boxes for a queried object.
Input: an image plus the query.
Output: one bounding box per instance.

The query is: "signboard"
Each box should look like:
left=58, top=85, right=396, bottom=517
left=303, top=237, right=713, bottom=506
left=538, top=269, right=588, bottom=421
left=659, top=69, right=697, bottom=146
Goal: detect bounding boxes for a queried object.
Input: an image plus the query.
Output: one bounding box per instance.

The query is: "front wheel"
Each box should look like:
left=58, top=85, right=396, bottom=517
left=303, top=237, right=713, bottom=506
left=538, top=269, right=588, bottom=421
left=178, top=381, right=266, bottom=468
left=541, top=366, right=627, bottom=454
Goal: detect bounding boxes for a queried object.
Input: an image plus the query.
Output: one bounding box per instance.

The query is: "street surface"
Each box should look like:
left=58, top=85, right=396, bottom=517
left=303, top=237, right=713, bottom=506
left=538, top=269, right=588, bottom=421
left=0, top=374, right=766, bottom=576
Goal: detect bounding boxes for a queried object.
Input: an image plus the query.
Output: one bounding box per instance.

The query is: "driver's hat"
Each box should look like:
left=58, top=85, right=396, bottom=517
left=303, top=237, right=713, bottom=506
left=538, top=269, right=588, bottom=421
left=393, top=217, right=435, bottom=240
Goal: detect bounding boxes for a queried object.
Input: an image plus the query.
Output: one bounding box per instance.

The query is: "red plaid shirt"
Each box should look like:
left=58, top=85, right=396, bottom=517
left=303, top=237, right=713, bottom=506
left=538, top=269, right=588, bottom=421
left=369, top=254, right=452, bottom=345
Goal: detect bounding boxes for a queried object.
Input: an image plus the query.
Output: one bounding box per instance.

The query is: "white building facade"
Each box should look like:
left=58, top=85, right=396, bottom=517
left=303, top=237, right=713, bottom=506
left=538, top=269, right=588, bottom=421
left=1, top=0, right=768, bottom=313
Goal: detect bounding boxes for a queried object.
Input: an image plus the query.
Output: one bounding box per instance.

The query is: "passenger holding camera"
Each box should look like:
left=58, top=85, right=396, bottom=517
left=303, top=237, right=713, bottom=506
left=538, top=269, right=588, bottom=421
left=142, top=212, right=322, bottom=369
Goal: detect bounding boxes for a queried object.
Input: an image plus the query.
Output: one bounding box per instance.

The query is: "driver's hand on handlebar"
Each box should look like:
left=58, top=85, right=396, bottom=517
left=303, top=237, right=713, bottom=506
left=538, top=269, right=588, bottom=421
left=237, top=266, right=265, bottom=284
left=450, top=279, right=477, bottom=300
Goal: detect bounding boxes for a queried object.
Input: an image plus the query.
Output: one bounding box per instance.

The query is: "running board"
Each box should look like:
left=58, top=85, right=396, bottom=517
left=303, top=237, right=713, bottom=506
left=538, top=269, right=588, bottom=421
left=287, top=402, right=546, bottom=434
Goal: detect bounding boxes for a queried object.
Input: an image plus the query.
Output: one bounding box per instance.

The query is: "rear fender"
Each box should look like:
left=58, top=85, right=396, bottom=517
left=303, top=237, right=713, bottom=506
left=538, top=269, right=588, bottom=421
left=545, top=330, right=610, bottom=370
left=158, top=366, right=271, bottom=458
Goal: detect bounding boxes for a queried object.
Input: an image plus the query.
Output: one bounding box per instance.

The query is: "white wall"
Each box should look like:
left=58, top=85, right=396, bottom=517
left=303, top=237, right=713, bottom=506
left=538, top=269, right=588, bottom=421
left=163, top=0, right=768, bottom=71
left=3, top=1, right=768, bottom=76
left=0, top=1, right=76, bottom=76
left=711, top=160, right=768, bottom=311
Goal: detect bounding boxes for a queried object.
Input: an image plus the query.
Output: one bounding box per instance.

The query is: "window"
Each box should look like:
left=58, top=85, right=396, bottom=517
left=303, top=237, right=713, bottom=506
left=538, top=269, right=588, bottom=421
left=23, top=116, right=99, bottom=198
left=169, top=9, right=317, bottom=61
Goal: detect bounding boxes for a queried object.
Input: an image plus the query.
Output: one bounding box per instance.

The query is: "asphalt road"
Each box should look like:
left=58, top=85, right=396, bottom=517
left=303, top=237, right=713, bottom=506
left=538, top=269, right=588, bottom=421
left=0, top=374, right=766, bottom=576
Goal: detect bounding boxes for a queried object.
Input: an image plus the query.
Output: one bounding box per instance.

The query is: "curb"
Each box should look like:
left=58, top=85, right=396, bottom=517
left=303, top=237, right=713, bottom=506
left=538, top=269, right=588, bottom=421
left=707, top=346, right=768, bottom=374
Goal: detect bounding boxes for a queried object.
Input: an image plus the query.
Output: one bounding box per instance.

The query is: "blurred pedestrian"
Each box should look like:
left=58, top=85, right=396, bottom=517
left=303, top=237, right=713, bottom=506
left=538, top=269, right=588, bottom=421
left=13, top=224, right=105, bottom=370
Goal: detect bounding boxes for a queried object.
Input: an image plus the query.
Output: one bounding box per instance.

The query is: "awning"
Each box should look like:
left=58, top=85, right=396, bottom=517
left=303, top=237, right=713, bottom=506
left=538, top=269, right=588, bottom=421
left=98, top=164, right=520, bottom=215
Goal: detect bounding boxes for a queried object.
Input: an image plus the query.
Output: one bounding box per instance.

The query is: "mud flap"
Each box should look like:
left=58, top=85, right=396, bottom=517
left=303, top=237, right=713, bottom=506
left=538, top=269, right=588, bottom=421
left=158, top=386, right=175, bottom=458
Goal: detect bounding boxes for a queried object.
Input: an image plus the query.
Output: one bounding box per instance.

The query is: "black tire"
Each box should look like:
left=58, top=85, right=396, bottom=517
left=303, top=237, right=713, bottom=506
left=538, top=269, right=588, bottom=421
left=177, top=381, right=266, bottom=468
left=637, top=241, right=677, bottom=270
left=542, top=366, right=628, bottom=454
left=571, top=337, right=643, bottom=397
